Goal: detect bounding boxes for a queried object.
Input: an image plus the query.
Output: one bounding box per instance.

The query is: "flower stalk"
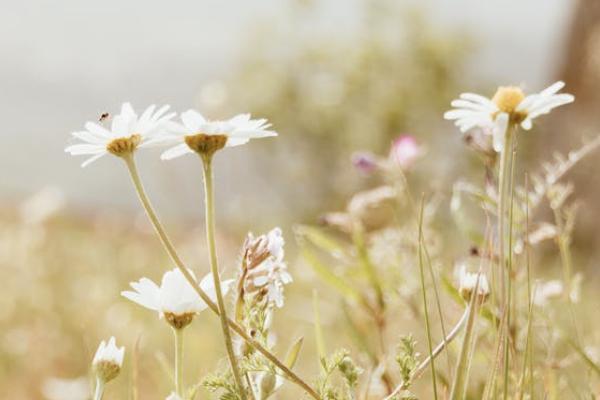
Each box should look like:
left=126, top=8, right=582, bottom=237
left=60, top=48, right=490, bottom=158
left=121, top=154, right=320, bottom=400
left=449, top=272, right=484, bottom=400
left=497, top=122, right=514, bottom=301
left=497, top=123, right=516, bottom=399
left=93, top=378, right=105, bottom=400
left=174, top=328, right=184, bottom=396
left=417, top=195, right=438, bottom=400
left=200, top=153, right=246, bottom=399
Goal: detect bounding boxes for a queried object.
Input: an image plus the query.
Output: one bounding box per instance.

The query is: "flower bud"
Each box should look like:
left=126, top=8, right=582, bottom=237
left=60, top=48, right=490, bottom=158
left=257, top=371, right=278, bottom=399
left=389, top=135, right=422, bottom=169
left=457, top=266, right=490, bottom=303
left=92, top=337, right=125, bottom=383
left=351, top=151, right=379, bottom=174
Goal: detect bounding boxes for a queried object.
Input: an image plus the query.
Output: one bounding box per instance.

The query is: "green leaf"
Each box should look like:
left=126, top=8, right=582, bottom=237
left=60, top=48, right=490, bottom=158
left=565, top=336, right=600, bottom=378
left=295, top=225, right=349, bottom=257
left=300, top=244, right=362, bottom=303
left=313, top=291, right=327, bottom=370
left=285, top=337, right=304, bottom=370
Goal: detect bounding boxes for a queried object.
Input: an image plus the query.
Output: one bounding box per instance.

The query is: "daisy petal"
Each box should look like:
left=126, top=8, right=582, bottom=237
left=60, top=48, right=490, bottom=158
left=181, top=110, right=206, bottom=132
left=459, top=93, right=497, bottom=107
left=161, top=143, right=193, bottom=160
left=81, top=152, right=107, bottom=167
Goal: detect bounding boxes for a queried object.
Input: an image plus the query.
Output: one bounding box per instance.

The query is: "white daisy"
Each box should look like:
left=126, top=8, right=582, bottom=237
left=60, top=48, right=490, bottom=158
left=121, top=268, right=233, bottom=329
left=154, top=110, right=277, bottom=160
left=457, top=266, right=490, bottom=301
left=92, top=337, right=125, bottom=383
left=65, top=102, right=175, bottom=167
left=243, top=227, right=292, bottom=308
left=444, top=81, right=574, bottom=152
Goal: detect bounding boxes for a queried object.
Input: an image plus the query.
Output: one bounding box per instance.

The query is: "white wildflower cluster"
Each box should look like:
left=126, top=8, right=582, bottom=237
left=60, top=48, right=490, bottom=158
left=240, top=227, right=292, bottom=309
left=64, top=77, right=584, bottom=400
left=66, top=103, right=291, bottom=400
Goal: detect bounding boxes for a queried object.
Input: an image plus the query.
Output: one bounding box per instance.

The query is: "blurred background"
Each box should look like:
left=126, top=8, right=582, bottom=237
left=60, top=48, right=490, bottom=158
left=1, top=0, right=599, bottom=398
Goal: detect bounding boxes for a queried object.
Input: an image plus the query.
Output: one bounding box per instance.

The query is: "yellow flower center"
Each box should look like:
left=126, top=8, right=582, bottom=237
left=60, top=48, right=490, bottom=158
left=459, top=286, right=490, bottom=304
left=492, top=86, right=528, bottom=123
left=106, top=134, right=141, bottom=156
left=184, top=133, right=228, bottom=156
left=94, top=360, right=121, bottom=383
left=164, top=312, right=195, bottom=330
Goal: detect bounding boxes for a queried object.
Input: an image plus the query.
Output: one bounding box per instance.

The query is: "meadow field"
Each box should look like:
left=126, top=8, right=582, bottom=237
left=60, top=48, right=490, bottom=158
left=2, top=1, right=600, bottom=399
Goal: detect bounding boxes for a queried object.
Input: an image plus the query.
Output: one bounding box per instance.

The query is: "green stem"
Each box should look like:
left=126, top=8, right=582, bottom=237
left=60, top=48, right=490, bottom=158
left=200, top=154, right=246, bottom=399
left=174, top=328, right=184, bottom=396
left=503, top=147, right=516, bottom=400
left=93, top=378, right=105, bottom=400
left=525, top=176, right=535, bottom=400
left=449, top=305, right=474, bottom=400
left=497, top=123, right=514, bottom=303
left=383, top=307, right=469, bottom=400
left=497, top=123, right=515, bottom=399
left=449, top=272, right=483, bottom=400
left=417, top=195, right=438, bottom=399
left=245, top=372, right=257, bottom=400
left=121, top=154, right=320, bottom=400
left=395, top=170, right=452, bottom=374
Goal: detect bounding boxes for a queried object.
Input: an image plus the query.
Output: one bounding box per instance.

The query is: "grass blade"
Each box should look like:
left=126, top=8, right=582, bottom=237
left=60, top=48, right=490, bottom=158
left=417, top=195, right=439, bottom=399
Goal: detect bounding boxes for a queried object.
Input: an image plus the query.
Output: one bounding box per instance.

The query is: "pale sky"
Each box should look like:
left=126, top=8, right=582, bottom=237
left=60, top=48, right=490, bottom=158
left=0, top=0, right=574, bottom=219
